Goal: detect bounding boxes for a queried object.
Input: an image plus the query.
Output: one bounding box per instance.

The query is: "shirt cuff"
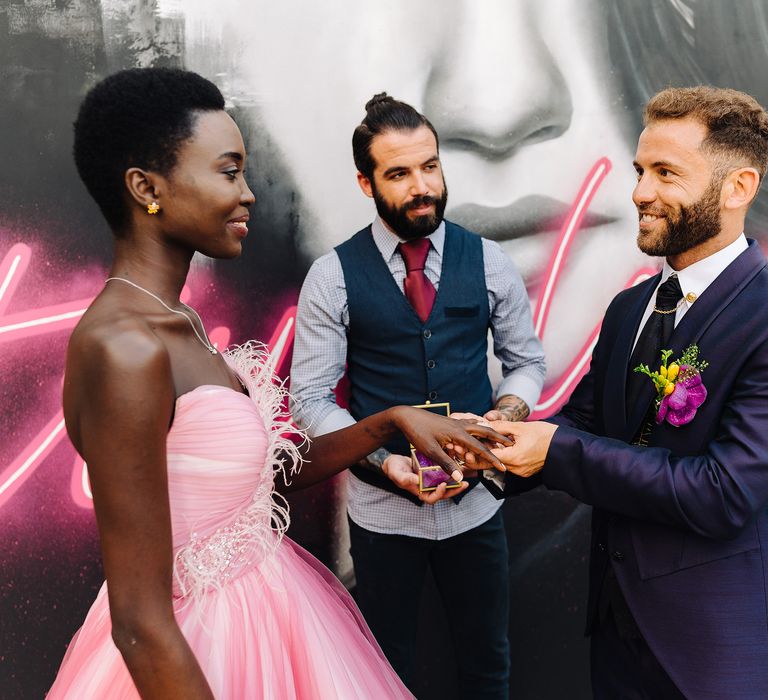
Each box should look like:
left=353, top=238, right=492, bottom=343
left=496, top=373, right=543, bottom=414
left=310, top=407, right=357, bottom=437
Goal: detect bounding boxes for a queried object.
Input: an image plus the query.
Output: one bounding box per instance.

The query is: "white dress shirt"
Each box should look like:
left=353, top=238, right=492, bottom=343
left=633, top=234, right=748, bottom=351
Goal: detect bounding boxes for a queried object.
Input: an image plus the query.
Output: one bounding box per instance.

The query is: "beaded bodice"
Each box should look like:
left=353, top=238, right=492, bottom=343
left=167, top=344, right=301, bottom=599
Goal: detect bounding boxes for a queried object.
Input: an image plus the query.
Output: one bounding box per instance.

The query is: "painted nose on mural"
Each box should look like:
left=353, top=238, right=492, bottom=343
left=420, top=1, right=572, bottom=157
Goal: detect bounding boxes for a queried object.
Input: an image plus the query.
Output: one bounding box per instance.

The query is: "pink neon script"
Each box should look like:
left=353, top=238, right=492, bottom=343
left=530, top=159, right=657, bottom=418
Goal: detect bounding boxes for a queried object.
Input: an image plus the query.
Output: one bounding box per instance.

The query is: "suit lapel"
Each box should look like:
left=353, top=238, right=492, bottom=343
left=666, top=240, right=765, bottom=353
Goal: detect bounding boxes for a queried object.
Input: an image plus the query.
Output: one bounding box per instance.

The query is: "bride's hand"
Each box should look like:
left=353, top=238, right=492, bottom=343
left=391, top=406, right=512, bottom=481
left=441, top=415, right=509, bottom=472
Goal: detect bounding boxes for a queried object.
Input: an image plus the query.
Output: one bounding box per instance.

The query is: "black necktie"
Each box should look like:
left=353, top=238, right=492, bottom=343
left=627, top=274, right=684, bottom=417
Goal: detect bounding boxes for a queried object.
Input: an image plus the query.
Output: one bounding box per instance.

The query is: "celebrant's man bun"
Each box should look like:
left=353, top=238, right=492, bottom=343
left=353, top=92, right=439, bottom=179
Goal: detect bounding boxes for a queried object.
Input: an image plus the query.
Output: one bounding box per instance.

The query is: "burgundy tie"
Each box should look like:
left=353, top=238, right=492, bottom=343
left=398, top=238, right=436, bottom=322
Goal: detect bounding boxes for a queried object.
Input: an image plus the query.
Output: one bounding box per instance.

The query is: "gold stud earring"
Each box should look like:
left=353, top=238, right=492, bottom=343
left=147, top=201, right=160, bottom=215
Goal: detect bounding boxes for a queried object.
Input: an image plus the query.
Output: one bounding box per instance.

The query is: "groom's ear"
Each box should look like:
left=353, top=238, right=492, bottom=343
left=722, top=167, right=761, bottom=210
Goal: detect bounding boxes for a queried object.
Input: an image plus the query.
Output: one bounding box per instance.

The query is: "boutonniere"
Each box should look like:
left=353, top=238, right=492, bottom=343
left=634, top=345, right=708, bottom=427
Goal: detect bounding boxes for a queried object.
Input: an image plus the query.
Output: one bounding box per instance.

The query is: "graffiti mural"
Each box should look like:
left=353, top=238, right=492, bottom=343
left=3, top=1, right=768, bottom=697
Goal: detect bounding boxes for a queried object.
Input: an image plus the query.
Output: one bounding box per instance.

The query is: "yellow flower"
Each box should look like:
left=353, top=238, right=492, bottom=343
left=664, top=381, right=676, bottom=395
left=659, top=365, right=668, bottom=378
left=667, top=364, right=680, bottom=381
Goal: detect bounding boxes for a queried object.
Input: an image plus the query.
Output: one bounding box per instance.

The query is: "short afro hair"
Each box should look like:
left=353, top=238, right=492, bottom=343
left=73, top=68, right=225, bottom=234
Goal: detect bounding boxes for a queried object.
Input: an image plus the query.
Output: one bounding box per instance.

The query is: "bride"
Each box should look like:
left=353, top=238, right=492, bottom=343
left=47, top=67, right=508, bottom=699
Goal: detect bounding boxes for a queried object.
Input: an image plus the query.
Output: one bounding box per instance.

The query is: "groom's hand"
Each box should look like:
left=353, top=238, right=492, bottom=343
left=445, top=414, right=509, bottom=472
left=382, top=454, right=469, bottom=504
left=488, top=421, right=558, bottom=477
left=449, top=411, right=486, bottom=422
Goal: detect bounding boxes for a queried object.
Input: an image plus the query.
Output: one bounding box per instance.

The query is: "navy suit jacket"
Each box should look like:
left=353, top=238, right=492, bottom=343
left=539, top=240, right=768, bottom=698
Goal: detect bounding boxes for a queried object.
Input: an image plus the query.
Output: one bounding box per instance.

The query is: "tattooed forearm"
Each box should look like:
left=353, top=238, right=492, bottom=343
left=495, top=395, right=530, bottom=421
left=358, top=447, right=392, bottom=474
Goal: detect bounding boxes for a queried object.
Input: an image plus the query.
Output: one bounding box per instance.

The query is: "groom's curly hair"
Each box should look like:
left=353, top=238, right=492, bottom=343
left=644, top=86, right=768, bottom=183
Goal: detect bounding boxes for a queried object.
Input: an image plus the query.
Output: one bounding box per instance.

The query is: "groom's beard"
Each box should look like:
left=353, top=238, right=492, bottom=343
left=637, top=176, right=723, bottom=257
left=372, top=181, right=448, bottom=240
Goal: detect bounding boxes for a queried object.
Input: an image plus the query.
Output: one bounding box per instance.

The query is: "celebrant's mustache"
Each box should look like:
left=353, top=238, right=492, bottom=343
left=405, top=195, right=439, bottom=211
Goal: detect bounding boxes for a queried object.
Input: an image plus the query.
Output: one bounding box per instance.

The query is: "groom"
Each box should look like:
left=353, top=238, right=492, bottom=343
left=488, top=86, right=768, bottom=698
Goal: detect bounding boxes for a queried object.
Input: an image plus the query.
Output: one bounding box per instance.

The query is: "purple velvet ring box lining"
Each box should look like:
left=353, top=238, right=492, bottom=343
left=412, top=449, right=462, bottom=492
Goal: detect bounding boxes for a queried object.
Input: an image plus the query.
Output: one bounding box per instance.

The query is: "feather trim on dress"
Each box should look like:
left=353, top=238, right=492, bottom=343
left=172, top=341, right=307, bottom=604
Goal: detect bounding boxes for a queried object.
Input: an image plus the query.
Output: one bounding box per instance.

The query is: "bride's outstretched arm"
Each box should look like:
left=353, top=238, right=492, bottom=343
left=280, top=406, right=511, bottom=493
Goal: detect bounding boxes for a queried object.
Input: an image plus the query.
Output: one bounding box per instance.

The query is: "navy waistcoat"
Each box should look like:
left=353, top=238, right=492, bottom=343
left=336, top=221, right=493, bottom=499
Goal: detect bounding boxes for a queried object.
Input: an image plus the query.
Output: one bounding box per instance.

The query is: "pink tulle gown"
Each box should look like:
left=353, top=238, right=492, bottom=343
left=48, top=345, right=412, bottom=699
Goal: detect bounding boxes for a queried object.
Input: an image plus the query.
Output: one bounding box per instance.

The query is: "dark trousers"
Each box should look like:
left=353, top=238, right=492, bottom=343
left=591, top=608, right=685, bottom=700
left=348, top=510, right=510, bottom=700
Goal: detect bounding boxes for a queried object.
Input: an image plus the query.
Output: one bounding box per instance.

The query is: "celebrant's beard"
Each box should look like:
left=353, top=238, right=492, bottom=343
left=637, top=176, right=723, bottom=257
left=373, top=183, right=448, bottom=240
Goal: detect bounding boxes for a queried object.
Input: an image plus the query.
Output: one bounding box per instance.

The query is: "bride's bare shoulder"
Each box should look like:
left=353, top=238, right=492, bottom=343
left=66, top=294, right=171, bottom=391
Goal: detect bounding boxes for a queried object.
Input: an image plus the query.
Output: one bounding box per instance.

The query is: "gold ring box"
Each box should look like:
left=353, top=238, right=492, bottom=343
left=409, top=402, right=462, bottom=492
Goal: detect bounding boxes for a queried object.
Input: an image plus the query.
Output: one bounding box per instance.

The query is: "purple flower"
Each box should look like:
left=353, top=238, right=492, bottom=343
left=656, top=365, right=707, bottom=427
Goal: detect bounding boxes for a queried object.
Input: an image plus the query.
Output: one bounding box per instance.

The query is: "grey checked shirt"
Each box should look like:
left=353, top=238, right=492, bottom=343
left=290, top=217, right=545, bottom=540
